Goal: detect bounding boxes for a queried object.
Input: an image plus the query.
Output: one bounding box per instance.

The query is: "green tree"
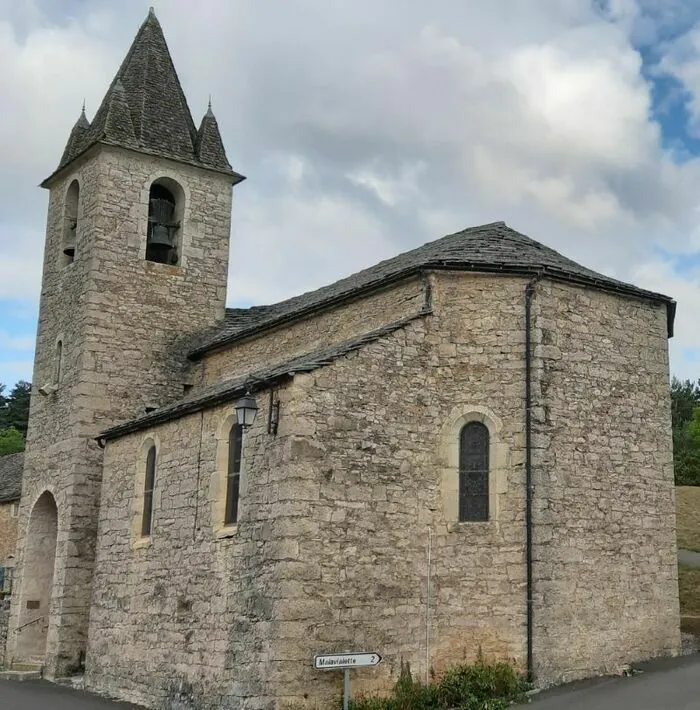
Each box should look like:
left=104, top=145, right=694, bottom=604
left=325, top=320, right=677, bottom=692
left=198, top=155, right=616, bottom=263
left=672, top=378, right=700, bottom=485
left=0, top=427, right=25, bottom=455
left=2, top=381, right=31, bottom=436
left=0, top=380, right=31, bottom=454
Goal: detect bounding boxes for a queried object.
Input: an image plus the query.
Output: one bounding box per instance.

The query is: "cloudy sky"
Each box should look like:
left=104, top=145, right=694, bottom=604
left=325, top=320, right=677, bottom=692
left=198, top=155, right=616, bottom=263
left=1, top=0, right=700, bottom=388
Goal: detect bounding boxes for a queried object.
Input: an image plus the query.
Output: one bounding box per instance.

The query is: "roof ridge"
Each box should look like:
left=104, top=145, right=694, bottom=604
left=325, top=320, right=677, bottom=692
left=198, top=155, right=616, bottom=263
left=101, top=78, right=138, bottom=146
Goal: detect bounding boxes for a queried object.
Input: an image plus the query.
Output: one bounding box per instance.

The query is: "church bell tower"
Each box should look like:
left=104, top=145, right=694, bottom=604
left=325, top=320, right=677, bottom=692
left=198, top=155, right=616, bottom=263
left=6, top=8, right=243, bottom=677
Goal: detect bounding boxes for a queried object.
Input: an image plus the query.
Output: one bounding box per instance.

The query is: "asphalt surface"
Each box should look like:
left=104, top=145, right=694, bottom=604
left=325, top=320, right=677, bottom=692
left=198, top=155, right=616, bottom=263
left=3, top=655, right=700, bottom=709
left=678, top=548, right=700, bottom=568
left=522, top=654, right=700, bottom=709
left=0, top=679, right=143, bottom=709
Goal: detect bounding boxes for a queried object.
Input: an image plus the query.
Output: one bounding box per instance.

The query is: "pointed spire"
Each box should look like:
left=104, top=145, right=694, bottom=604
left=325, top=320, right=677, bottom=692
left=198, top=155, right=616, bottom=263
left=195, top=105, right=232, bottom=171
left=45, top=10, right=242, bottom=184
left=59, top=106, right=92, bottom=168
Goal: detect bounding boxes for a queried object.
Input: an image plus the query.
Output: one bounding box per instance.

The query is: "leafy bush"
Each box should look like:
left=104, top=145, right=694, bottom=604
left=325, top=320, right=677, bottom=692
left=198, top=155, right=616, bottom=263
left=350, top=658, right=528, bottom=710
left=0, top=427, right=24, bottom=455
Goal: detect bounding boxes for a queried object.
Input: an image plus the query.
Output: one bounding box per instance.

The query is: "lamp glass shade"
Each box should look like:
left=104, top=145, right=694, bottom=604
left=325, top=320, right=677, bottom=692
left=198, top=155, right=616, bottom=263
left=235, top=394, right=258, bottom=428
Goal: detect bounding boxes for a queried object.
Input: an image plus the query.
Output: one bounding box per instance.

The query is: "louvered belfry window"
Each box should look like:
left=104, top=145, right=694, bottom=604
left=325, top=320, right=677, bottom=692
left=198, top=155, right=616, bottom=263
left=225, top=424, right=243, bottom=525
left=142, top=445, right=157, bottom=536
left=458, top=422, right=489, bottom=522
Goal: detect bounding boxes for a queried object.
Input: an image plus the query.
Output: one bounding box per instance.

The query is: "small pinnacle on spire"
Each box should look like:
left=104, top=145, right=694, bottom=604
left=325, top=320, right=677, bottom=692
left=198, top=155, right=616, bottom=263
left=81, top=98, right=86, bottom=116
left=206, top=95, right=214, bottom=117
left=148, top=6, right=156, bottom=16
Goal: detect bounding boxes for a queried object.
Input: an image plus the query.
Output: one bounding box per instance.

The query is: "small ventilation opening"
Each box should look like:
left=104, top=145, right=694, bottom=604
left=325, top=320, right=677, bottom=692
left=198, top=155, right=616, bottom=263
left=147, top=182, right=181, bottom=265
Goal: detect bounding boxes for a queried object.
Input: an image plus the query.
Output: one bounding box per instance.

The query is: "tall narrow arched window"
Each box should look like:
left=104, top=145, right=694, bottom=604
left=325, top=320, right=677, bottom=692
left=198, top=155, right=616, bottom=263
left=146, top=179, right=183, bottom=265
left=225, top=424, right=243, bottom=525
left=62, top=180, right=79, bottom=266
left=54, top=340, right=63, bottom=385
left=459, top=422, right=489, bottom=522
left=142, top=445, right=156, bottom=536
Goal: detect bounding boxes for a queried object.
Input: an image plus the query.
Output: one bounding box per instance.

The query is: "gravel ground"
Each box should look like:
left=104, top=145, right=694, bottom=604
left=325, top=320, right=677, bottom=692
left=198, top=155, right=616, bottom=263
left=681, top=631, right=700, bottom=655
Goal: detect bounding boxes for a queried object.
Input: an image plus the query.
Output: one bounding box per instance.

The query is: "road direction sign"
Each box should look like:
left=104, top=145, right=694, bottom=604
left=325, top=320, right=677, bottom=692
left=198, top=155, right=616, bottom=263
left=314, top=652, right=382, bottom=670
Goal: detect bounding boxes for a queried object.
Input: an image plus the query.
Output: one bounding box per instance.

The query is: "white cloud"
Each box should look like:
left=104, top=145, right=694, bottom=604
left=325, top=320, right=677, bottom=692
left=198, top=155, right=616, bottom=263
left=229, top=190, right=396, bottom=306
left=631, top=256, right=700, bottom=380
left=0, top=0, right=699, bottom=381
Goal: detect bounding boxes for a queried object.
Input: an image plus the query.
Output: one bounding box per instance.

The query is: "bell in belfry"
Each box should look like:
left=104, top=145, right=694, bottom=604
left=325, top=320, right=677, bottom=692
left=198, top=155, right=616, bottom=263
left=147, top=223, right=172, bottom=263
left=146, top=186, right=178, bottom=263
left=63, top=217, right=76, bottom=259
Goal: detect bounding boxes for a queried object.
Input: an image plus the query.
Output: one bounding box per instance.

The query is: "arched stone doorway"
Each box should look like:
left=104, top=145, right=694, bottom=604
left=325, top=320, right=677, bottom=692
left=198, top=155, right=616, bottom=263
left=15, top=491, right=58, bottom=661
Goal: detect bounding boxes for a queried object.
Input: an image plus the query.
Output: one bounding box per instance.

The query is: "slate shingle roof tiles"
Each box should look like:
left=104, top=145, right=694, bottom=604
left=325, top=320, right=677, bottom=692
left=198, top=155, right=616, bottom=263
left=190, top=221, right=675, bottom=358
left=0, top=453, right=23, bottom=504
left=49, top=9, right=239, bottom=182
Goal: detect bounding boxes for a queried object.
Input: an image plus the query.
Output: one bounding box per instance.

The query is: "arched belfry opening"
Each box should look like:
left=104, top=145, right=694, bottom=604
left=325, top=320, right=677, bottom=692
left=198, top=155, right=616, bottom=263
left=61, top=180, right=79, bottom=266
left=15, top=491, right=58, bottom=661
left=146, top=178, right=183, bottom=265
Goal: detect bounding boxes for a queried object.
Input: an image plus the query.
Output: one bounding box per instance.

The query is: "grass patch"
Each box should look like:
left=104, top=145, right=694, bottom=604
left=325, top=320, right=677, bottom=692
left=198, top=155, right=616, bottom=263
left=350, top=659, right=528, bottom=710
left=679, top=564, right=700, bottom=617
left=681, top=616, right=700, bottom=635
left=676, top=486, right=700, bottom=552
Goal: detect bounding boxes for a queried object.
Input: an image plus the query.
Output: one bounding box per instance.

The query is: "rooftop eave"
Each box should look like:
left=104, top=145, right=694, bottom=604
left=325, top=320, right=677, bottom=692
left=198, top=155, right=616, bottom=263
left=41, top=139, right=246, bottom=189
left=98, top=372, right=292, bottom=444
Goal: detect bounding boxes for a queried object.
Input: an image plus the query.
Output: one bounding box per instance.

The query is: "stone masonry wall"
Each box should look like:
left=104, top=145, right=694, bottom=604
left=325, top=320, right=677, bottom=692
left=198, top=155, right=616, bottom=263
left=86, top=387, right=292, bottom=709
left=0, top=603, right=9, bottom=667
left=86, top=272, right=531, bottom=709
left=8, top=143, right=235, bottom=678
left=0, top=502, right=18, bottom=563
left=531, top=281, right=679, bottom=682
left=200, top=278, right=426, bottom=385
left=86, top=272, right=677, bottom=708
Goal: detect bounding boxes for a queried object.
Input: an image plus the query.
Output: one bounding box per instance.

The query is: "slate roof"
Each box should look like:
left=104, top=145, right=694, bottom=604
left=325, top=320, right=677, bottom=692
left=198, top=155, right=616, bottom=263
left=0, top=453, right=23, bottom=504
left=101, top=311, right=428, bottom=440
left=190, top=221, right=676, bottom=358
left=45, top=8, right=243, bottom=185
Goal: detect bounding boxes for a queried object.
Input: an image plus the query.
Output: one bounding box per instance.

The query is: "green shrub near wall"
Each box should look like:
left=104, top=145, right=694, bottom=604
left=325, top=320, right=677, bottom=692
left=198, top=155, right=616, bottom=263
left=349, top=659, right=528, bottom=710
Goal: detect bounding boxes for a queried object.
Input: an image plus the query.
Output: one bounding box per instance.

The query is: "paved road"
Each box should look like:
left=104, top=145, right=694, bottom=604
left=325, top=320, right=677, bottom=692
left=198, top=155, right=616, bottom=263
left=523, top=654, right=700, bottom=709
left=3, top=656, right=700, bottom=709
left=679, top=548, right=700, bottom=568
left=0, top=679, right=143, bottom=709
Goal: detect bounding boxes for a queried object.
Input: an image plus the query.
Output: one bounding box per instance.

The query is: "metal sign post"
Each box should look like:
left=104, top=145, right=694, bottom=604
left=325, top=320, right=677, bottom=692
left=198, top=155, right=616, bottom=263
left=343, top=667, right=350, bottom=710
left=313, top=652, right=383, bottom=710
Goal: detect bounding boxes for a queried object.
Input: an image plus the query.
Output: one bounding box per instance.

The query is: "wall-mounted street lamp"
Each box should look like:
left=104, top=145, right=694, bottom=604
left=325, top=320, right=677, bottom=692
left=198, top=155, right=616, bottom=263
left=234, top=392, right=258, bottom=429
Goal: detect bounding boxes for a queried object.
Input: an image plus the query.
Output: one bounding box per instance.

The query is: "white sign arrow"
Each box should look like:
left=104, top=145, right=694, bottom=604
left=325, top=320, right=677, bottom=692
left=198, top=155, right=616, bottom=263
left=314, top=652, right=382, bottom=670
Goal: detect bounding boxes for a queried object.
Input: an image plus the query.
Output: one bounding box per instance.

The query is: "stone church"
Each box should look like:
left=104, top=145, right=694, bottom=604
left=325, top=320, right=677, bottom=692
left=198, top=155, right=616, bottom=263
left=5, top=8, right=680, bottom=710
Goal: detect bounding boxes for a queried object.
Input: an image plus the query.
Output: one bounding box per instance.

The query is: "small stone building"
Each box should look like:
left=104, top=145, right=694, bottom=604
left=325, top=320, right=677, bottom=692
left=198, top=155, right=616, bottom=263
left=0, top=452, right=23, bottom=663
left=0, top=453, right=23, bottom=593
left=6, top=9, right=680, bottom=710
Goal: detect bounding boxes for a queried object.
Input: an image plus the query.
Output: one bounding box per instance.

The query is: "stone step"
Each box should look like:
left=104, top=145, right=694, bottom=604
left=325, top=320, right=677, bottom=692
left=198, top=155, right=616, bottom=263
left=0, top=669, right=42, bottom=681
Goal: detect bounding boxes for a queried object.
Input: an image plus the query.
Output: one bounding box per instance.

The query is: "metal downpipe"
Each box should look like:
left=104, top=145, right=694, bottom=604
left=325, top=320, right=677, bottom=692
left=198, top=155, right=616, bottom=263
left=525, top=274, right=541, bottom=684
